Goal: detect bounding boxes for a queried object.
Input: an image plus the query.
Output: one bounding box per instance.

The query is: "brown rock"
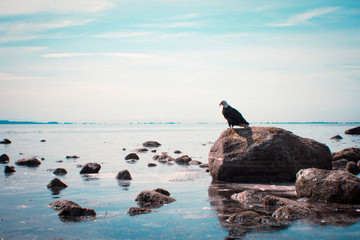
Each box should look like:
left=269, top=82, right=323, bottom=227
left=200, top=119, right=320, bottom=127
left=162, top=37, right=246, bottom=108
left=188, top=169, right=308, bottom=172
left=135, top=190, right=175, bottom=208
left=53, top=168, right=68, bottom=175
left=142, top=141, right=161, bottom=148
left=208, top=127, right=332, bottom=183
left=127, top=207, right=152, bottom=216
left=125, top=153, right=139, bottom=160
left=49, top=200, right=96, bottom=220
left=345, top=126, right=360, bottom=135
left=0, top=154, right=9, bottom=164
left=115, top=169, right=132, bottom=180
left=47, top=178, right=68, bottom=193
left=272, top=206, right=312, bottom=221
left=226, top=211, right=263, bottom=225
left=332, top=147, right=360, bottom=162
left=4, top=165, right=15, bottom=173
left=295, top=168, right=360, bottom=203
left=79, top=162, right=101, bottom=174
left=332, top=159, right=349, bottom=170
left=175, top=155, right=192, bottom=165
left=330, top=135, right=343, bottom=140
left=231, top=190, right=266, bottom=205
left=15, top=157, right=41, bottom=167
left=346, top=162, right=359, bottom=175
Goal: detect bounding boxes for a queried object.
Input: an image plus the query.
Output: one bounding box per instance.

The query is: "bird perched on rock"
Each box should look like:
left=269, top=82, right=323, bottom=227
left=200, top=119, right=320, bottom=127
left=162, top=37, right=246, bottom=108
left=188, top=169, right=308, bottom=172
left=219, top=100, right=249, bottom=128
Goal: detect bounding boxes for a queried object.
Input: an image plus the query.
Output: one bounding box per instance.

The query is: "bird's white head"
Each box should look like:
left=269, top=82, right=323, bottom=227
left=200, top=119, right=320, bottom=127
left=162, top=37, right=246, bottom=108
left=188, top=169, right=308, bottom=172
left=219, top=100, right=229, bottom=108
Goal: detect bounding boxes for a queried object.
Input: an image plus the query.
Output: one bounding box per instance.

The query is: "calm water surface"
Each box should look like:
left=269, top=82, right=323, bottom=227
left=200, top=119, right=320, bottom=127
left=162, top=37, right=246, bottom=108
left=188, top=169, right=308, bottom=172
left=0, top=123, right=359, bottom=239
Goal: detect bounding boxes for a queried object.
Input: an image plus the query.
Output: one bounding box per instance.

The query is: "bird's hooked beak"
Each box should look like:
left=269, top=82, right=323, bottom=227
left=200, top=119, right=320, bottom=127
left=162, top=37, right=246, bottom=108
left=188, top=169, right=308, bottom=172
left=219, top=102, right=223, bottom=106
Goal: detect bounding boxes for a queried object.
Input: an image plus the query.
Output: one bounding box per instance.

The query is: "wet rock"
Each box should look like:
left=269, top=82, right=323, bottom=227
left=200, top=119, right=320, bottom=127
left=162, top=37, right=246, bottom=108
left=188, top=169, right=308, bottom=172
left=53, top=168, right=68, bottom=176
left=263, top=195, right=301, bottom=207
left=0, top=139, right=11, bottom=144
left=15, top=157, right=41, bottom=167
left=148, top=163, right=157, bottom=167
left=115, top=169, right=132, bottom=180
left=153, top=152, right=174, bottom=163
left=125, top=153, right=139, bottom=160
left=151, top=150, right=156, bottom=153
left=345, top=126, right=360, bottom=135
left=66, top=155, right=80, bottom=159
left=226, top=211, right=263, bottom=225
left=272, top=205, right=312, bottom=221
left=295, top=168, right=360, bottom=203
left=40, top=139, right=46, bottom=142
left=209, top=127, right=332, bottom=183
left=135, top=190, right=175, bottom=208
left=142, top=141, right=161, bottom=148
left=49, top=200, right=96, bottom=220
left=79, top=162, right=101, bottom=174
left=332, top=147, right=360, bottom=162
left=175, top=155, right=192, bottom=165
left=189, top=160, right=202, bottom=165
left=174, top=150, right=182, bottom=154
left=47, top=178, right=68, bottom=193
left=332, top=159, right=349, bottom=170
left=346, top=162, right=359, bottom=175
left=330, top=135, right=343, bottom=140
left=4, top=165, right=15, bottom=173
left=153, top=188, right=170, bottom=196
left=200, top=163, right=209, bottom=168
left=231, top=190, right=266, bottom=205
left=127, top=207, right=152, bottom=216
left=136, top=148, right=149, bottom=153
left=0, top=154, right=10, bottom=164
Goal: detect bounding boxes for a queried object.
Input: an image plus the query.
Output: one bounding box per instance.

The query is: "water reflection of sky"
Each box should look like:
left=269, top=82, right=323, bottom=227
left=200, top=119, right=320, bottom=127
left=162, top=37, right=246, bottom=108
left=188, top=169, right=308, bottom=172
left=0, top=123, right=359, bottom=239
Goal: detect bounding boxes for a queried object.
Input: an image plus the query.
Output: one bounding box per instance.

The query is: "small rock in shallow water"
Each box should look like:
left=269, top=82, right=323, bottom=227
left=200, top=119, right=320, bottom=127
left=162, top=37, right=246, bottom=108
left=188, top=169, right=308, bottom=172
left=0, top=154, right=10, bottom=164
left=115, top=169, right=132, bottom=180
left=0, top=139, right=11, bottom=144
left=330, top=135, right=342, bottom=140
left=142, top=141, right=161, bottom=148
left=136, top=148, right=148, bottom=153
left=53, top=168, right=68, bottom=175
left=226, top=211, right=263, bottom=225
left=148, top=163, right=157, bottom=167
left=127, top=207, right=152, bottom=216
left=49, top=200, right=96, bottom=220
left=47, top=178, right=68, bottom=193
left=135, top=190, right=175, bottom=208
left=66, top=155, right=79, bottom=159
left=15, top=158, right=41, bottom=167
left=125, top=153, right=139, bottom=160
left=79, top=162, right=101, bottom=174
left=4, top=165, right=16, bottom=173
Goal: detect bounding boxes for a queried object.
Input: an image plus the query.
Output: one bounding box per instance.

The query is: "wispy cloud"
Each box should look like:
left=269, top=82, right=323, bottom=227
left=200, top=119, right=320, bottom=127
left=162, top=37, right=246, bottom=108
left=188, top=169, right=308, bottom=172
left=139, top=21, right=203, bottom=29
left=94, top=31, right=155, bottom=39
left=41, top=52, right=154, bottom=59
left=0, top=0, right=114, bottom=16
left=0, top=19, right=92, bottom=43
left=271, top=7, right=339, bottom=27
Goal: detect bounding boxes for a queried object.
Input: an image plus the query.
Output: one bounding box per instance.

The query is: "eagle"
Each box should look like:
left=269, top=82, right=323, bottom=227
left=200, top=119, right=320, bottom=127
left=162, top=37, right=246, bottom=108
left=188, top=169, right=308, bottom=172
left=219, top=100, right=249, bottom=128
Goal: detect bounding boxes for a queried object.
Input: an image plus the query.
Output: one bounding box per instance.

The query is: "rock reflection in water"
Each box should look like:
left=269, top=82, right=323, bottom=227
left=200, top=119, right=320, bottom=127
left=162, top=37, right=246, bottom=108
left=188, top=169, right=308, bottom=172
left=208, top=182, right=360, bottom=239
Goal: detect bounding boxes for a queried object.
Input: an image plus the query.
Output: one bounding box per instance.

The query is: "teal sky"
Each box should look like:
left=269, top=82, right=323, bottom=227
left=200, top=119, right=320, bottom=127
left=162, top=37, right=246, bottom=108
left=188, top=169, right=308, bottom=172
left=0, top=0, right=359, bottom=123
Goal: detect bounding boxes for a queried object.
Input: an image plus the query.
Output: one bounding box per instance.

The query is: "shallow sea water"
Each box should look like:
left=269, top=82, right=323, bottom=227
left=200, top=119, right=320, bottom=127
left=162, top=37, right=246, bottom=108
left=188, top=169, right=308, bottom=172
left=0, top=123, right=359, bottom=239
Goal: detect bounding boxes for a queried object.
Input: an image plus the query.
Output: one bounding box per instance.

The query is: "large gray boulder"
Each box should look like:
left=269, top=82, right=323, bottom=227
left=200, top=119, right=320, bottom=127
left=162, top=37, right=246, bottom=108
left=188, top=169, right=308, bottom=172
left=208, top=127, right=332, bottom=183
left=295, top=168, right=360, bottom=204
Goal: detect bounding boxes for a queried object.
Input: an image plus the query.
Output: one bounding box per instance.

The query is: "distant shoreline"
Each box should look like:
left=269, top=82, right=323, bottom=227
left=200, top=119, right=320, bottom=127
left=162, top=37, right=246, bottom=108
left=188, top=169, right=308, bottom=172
left=0, top=120, right=359, bottom=125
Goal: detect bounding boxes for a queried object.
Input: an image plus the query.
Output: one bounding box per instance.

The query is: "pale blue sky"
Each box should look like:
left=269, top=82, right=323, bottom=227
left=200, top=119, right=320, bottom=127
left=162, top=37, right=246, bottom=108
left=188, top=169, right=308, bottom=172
left=0, top=0, right=359, bottom=123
